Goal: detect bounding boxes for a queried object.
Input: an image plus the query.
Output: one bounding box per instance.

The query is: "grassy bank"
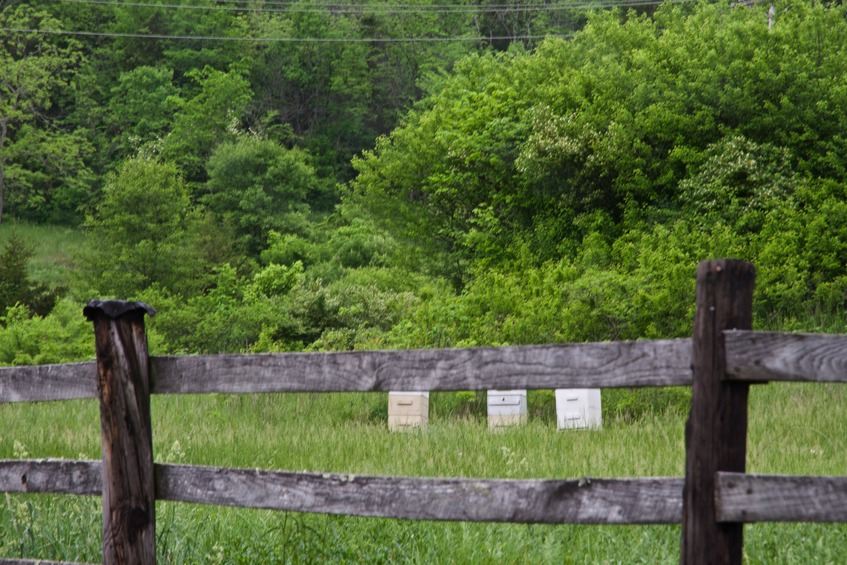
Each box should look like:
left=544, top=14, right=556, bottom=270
left=2, top=383, right=845, bottom=563
left=0, top=221, right=85, bottom=291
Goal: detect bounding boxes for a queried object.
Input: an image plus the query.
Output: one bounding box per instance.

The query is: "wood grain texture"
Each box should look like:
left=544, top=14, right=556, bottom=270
left=155, top=463, right=683, bottom=524
left=87, top=305, right=156, bottom=565
left=0, top=362, right=96, bottom=403
left=0, top=558, right=95, bottom=564
left=0, top=459, right=683, bottom=524
left=682, top=259, right=755, bottom=565
left=717, top=473, right=847, bottom=523
left=0, top=459, right=101, bottom=495
left=725, top=330, right=847, bottom=383
left=150, top=339, right=692, bottom=394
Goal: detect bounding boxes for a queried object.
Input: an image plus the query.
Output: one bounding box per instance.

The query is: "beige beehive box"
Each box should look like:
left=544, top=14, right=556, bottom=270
left=556, top=389, right=602, bottom=430
left=388, top=391, right=429, bottom=431
left=487, top=389, right=527, bottom=429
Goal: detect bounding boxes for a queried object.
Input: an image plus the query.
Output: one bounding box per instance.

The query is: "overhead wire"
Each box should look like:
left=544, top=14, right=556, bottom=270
left=0, top=27, right=576, bottom=42
left=158, top=0, right=655, bottom=7
left=2, top=0, right=685, bottom=43
left=55, top=0, right=677, bottom=15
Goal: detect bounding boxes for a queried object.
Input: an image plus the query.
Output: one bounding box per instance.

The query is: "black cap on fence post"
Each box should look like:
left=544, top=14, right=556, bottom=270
left=84, top=299, right=156, bottom=565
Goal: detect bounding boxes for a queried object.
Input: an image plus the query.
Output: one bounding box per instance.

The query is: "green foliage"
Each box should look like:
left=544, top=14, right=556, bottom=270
left=246, top=2, right=475, bottom=180
left=3, top=125, right=94, bottom=225
left=0, top=232, right=59, bottom=317
left=78, top=157, right=214, bottom=298
left=140, top=265, right=286, bottom=354
left=106, top=66, right=179, bottom=158
left=249, top=262, right=305, bottom=300
left=160, top=66, right=253, bottom=185
left=0, top=5, right=91, bottom=225
left=260, top=230, right=318, bottom=268
left=353, top=1, right=847, bottom=279
left=351, top=49, right=537, bottom=281
left=204, top=136, right=319, bottom=254
left=103, top=0, right=246, bottom=78
left=321, top=218, right=399, bottom=270
left=679, top=135, right=798, bottom=233
left=0, top=299, right=91, bottom=365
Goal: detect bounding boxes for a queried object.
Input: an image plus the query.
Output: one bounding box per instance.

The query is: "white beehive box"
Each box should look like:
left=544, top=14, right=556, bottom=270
left=487, top=389, right=527, bottom=429
left=556, top=389, right=602, bottom=430
left=388, top=391, right=429, bottom=431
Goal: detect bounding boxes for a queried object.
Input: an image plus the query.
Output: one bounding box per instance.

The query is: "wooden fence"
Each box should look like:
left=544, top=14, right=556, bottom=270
left=1, top=259, right=846, bottom=564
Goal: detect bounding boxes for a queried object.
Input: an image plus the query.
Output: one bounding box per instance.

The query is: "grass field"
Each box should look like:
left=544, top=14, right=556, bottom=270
left=0, top=222, right=845, bottom=562
left=1, top=383, right=845, bottom=563
left=0, top=221, right=86, bottom=291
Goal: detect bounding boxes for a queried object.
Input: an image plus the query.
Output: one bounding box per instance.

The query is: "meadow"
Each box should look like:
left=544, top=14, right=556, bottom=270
left=0, top=221, right=86, bottom=290
left=2, top=381, right=845, bottom=563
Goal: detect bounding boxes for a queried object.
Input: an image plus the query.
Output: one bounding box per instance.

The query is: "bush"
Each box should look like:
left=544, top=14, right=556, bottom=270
left=0, top=300, right=92, bottom=365
left=0, top=232, right=60, bottom=317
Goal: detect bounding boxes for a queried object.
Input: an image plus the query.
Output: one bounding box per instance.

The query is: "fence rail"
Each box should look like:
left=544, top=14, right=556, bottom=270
left=1, top=259, right=845, bottom=565
left=4, top=330, right=847, bottom=404
left=725, top=330, right=847, bottom=382
left=0, top=338, right=693, bottom=402
left=0, top=459, right=684, bottom=524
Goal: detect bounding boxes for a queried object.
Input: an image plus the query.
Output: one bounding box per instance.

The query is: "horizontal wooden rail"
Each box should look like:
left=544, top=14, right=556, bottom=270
left=0, top=459, right=683, bottom=524
left=156, top=465, right=683, bottom=524
left=725, top=331, right=847, bottom=383
left=717, top=472, right=847, bottom=523
left=7, top=460, right=846, bottom=526
left=0, top=459, right=101, bottom=496
left=0, top=340, right=693, bottom=403
left=0, top=362, right=96, bottom=403
left=0, top=559, right=93, bottom=565
left=149, top=339, right=692, bottom=394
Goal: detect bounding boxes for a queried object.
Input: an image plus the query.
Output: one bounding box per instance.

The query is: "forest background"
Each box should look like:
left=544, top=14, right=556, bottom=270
left=1, top=0, right=847, bottom=415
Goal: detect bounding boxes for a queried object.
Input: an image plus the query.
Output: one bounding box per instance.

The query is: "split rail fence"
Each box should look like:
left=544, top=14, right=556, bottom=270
left=1, top=259, right=846, bottom=564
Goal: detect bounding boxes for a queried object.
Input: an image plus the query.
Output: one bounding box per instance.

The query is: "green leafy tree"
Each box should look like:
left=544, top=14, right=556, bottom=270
left=246, top=2, right=475, bottom=182
left=0, top=232, right=59, bottom=317
left=351, top=49, right=535, bottom=282
left=246, top=8, right=373, bottom=180
left=204, top=135, right=320, bottom=255
left=0, top=299, right=92, bottom=365
left=79, top=156, right=209, bottom=297
left=104, top=0, right=246, bottom=78
left=161, top=66, right=253, bottom=186
left=0, top=6, right=88, bottom=224
left=106, top=66, right=179, bottom=159
left=352, top=1, right=847, bottom=279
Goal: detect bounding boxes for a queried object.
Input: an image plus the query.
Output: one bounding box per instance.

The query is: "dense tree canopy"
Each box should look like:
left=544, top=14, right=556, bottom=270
left=0, top=6, right=90, bottom=224
left=353, top=2, right=847, bottom=277
left=2, top=0, right=847, bottom=371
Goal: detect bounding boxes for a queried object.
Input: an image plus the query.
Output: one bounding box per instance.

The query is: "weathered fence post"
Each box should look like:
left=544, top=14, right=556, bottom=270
left=84, top=300, right=157, bottom=565
left=681, top=260, right=755, bottom=565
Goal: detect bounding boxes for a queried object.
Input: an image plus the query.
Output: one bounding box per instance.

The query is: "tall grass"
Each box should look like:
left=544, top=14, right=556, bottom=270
left=0, top=222, right=844, bottom=561
left=1, top=382, right=845, bottom=563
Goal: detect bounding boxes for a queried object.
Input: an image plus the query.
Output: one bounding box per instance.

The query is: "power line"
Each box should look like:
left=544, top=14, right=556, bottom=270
left=3, top=0, right=683, bottom=43
left=0, top=26, right=576, bottom=42
left=56, top=0, right=674, bottom=15
left=179, top=0, right=645, bottom=7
